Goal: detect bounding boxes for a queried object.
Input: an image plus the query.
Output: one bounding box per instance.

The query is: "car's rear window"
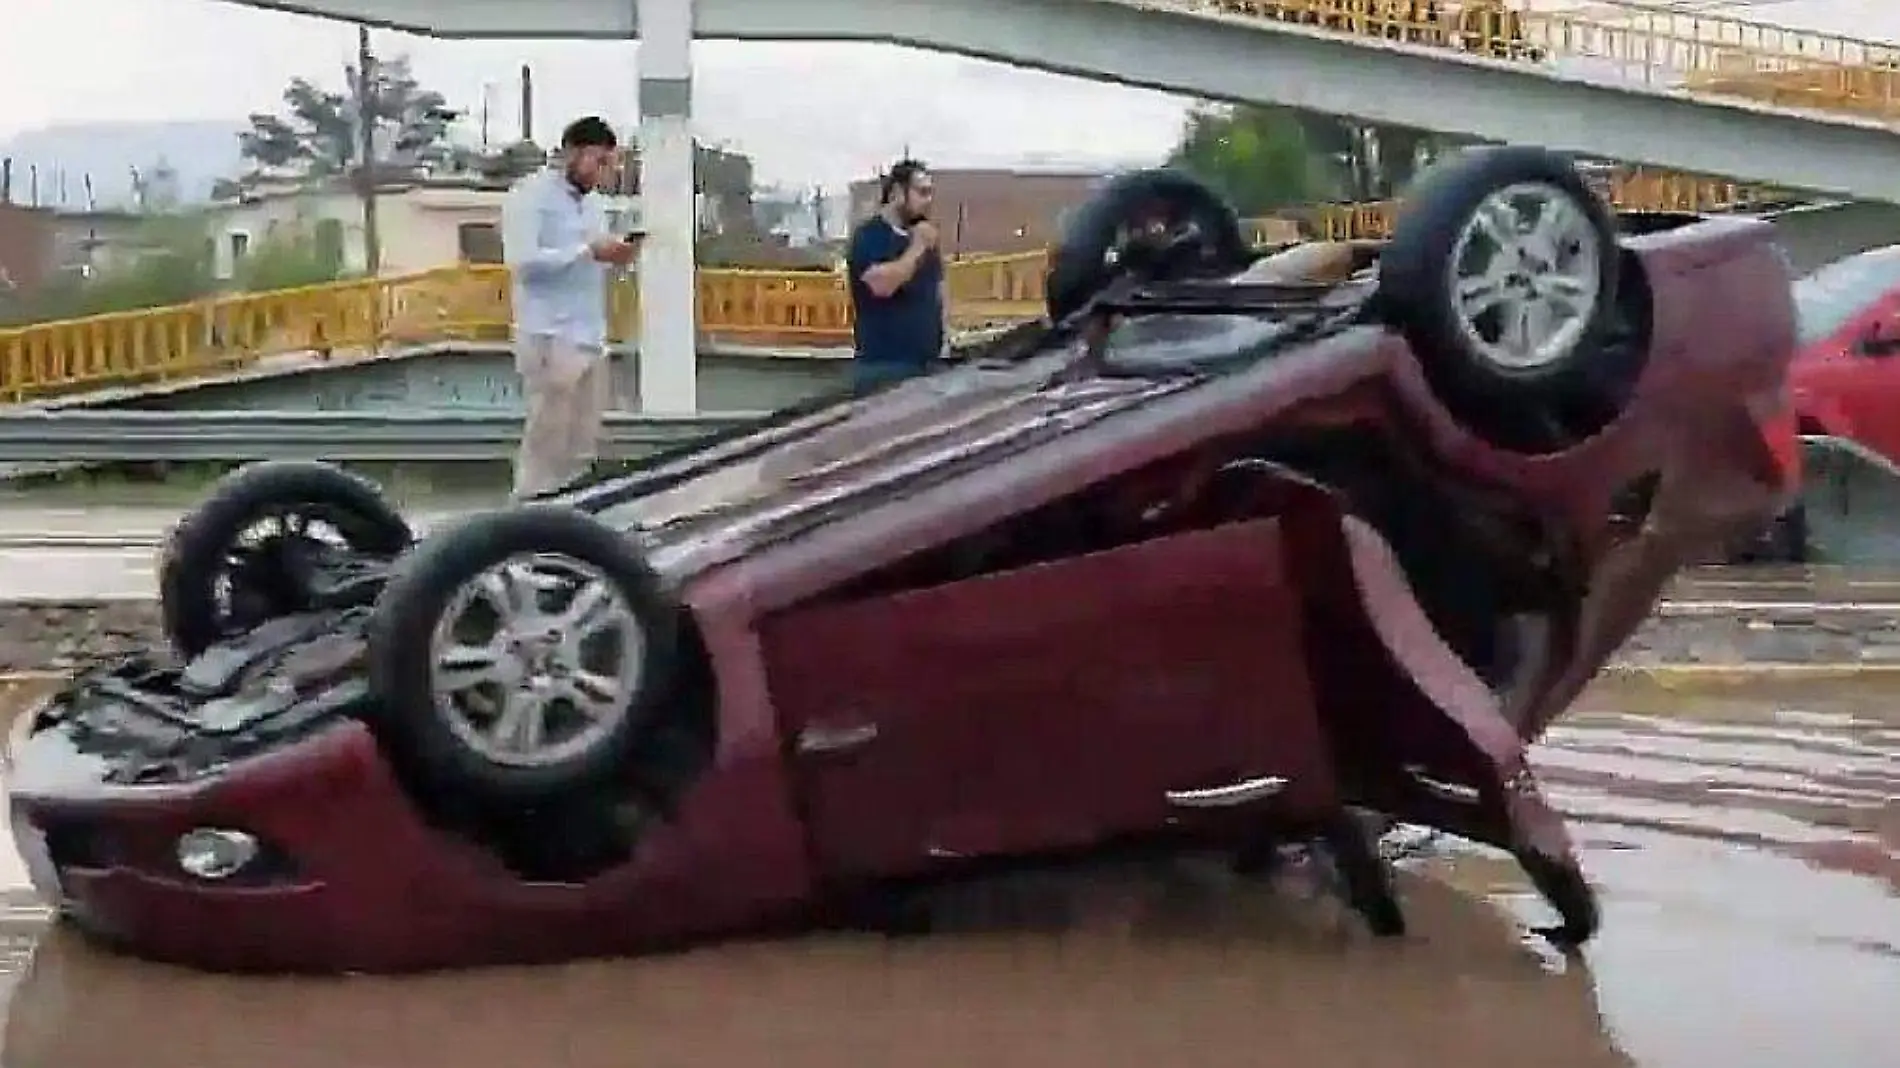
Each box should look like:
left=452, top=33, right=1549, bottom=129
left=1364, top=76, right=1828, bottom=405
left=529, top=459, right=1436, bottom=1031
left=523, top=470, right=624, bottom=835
left=1792, top=247, right=1900, bottom=345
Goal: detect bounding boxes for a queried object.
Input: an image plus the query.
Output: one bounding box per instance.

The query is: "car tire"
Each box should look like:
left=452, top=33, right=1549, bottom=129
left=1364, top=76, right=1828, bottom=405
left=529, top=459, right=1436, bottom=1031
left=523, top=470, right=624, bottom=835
left=365, top=505, right=681, bottom=809
left=1379, top=146, right=1626, bottom=447
left=1769, top=503, right=1810, bottom=563
left=159, top=461, right=414, bottom=659
left=1046, top=168, right=1251, bottom=322
left=1723, top=502, right=1809, bottom=564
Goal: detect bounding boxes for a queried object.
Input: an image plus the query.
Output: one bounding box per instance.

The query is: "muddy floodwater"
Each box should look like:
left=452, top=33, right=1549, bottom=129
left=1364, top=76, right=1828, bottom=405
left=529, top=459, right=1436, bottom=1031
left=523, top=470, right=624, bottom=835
left=0, top=674, right=1891, bottom=1068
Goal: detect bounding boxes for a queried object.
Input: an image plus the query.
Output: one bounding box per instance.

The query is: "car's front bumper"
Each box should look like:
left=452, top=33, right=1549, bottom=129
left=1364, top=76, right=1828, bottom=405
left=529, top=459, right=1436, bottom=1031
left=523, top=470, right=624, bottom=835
left=5, top=710, right=816, bottom=972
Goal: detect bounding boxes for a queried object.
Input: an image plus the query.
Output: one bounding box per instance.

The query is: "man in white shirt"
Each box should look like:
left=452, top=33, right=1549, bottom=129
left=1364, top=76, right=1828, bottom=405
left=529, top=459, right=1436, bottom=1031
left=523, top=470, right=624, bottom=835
left=500, top=116, right=640, bottom=498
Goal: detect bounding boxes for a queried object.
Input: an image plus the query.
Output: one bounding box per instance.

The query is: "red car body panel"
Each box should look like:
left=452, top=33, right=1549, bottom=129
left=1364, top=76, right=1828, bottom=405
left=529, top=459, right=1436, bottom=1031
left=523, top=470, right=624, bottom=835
left=5, top=215, right=1797, bottom=972
left=1788, top=246, right=1900, bottom=452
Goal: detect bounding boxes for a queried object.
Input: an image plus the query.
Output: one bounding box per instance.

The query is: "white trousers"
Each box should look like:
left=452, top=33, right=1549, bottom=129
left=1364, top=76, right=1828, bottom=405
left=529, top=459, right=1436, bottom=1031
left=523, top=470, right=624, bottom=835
left=512, top=335, right=612, bottom=499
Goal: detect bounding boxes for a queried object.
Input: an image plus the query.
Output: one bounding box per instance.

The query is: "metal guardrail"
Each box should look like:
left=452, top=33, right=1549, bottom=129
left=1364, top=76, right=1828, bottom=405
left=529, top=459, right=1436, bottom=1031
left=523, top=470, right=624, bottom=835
left=0, top=411, right=762, bottom=463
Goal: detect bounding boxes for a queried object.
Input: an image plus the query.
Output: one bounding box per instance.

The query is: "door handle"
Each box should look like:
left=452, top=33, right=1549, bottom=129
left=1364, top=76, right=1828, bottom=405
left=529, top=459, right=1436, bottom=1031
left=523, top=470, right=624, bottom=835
left=795, top=723, right=879, bottom=757
left=1405, top=764, right=1480, bottom=803
left=1165, top=775, right=1288, bottom=808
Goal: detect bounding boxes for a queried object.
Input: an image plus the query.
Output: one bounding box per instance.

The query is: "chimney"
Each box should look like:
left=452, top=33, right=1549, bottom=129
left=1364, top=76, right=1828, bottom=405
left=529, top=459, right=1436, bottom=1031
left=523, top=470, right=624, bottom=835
left=519, top=64, right=534, bottom=143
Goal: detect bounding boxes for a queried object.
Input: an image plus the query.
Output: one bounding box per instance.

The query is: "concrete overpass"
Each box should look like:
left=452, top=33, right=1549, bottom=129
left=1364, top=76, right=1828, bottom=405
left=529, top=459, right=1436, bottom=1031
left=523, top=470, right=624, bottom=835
left=220, top=0, right=1900, bottom=199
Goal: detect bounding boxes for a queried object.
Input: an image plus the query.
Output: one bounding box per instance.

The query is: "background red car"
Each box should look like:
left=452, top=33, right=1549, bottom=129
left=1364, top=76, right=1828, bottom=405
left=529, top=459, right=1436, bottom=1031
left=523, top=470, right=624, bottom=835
left=1732, top=246, right=1900, bottom=563
left=1790, top=246, right=1900, bottom=451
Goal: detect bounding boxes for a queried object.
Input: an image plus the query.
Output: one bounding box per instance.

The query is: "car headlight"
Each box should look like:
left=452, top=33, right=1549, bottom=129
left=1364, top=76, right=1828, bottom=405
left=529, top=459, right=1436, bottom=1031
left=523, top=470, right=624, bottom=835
left=175, top=828, right=260, bottom=880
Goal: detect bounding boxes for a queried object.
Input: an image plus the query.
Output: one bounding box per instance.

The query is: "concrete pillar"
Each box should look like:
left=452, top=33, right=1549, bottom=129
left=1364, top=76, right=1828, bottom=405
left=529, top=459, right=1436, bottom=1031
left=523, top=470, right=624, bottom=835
left=635, top=0, right=698, bottom=413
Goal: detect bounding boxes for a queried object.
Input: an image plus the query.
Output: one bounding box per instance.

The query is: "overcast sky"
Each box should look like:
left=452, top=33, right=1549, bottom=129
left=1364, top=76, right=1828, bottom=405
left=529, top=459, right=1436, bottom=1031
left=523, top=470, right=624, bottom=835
left=1, top=0, right=1896, bottom=189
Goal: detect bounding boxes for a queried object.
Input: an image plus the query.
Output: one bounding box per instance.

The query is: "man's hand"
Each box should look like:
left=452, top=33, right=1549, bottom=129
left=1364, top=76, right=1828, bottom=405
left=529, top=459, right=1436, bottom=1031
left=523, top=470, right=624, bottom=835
left=588, top=237, right=637, bottom=266
left=909, top=220, right=940, bottom=252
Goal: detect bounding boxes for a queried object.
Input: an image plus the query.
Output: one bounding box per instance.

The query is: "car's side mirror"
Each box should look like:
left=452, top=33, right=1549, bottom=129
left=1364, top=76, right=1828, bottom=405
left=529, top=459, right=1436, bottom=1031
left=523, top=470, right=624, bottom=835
left=1856, top=322, right=1900, bottom=356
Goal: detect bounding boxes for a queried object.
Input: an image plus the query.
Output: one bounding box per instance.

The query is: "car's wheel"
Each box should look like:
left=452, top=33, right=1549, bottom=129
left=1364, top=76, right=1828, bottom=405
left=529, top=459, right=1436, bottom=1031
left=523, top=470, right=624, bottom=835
left=365, top=505, right=681, bottom=808
left=1379, top=146, right=1628, bottom=449
left=1725, top=503, right=1809, bottom=564
left=1767, top=502, right=1810, bottom=563
left=159, top=461, right=414, bottom=659
left=1046, top=168, right=1251, bottom=322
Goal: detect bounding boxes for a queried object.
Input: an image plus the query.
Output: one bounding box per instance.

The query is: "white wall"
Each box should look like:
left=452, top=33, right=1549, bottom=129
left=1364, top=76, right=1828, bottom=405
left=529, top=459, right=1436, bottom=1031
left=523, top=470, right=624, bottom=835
left=206, top=185, right=554, bottom=279
left=208, top=190, right=359, bottom=279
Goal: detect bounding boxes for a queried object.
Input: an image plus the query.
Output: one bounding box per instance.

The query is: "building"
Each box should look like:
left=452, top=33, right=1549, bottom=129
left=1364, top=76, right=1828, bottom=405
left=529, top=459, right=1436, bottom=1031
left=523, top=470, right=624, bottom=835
left=847, top=167, right=1110, bottom=257
left=204, top=175, right=644, bottom=279
left=42, top=209, right=148, bottom=282
left=203, top=138, right=769, bottom=279
left=754, top=187, right=847, bottom=249
left=0, top=203, right=53, bottom=296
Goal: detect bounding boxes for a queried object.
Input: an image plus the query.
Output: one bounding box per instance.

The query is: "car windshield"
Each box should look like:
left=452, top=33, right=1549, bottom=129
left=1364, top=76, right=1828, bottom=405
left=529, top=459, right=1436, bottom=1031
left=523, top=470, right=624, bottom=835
left=1792, top=247, right=1900, bottom=345
left=582, top=352, right=1080, bottom=533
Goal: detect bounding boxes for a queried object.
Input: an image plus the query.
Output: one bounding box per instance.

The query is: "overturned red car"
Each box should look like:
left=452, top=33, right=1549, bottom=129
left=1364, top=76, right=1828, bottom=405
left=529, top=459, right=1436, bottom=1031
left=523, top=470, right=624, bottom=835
left=4, top=146, right=1798, bottom=972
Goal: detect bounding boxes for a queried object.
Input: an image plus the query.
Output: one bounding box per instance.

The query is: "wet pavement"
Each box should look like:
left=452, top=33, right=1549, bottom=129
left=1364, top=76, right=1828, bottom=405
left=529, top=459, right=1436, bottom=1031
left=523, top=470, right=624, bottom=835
left=6, top=499, right=1900, bottom=601
left=9, top=593, right=1900, bottom=673
left=0, top=500, right=1891, bottom=1064
left=0, top=673, right=1891, bottom=1068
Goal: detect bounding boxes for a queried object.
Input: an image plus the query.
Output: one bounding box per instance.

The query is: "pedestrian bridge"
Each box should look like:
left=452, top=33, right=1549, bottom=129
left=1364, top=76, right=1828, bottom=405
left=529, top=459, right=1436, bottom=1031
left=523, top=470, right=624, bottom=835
left=245, top=0, right=1900, bottom=201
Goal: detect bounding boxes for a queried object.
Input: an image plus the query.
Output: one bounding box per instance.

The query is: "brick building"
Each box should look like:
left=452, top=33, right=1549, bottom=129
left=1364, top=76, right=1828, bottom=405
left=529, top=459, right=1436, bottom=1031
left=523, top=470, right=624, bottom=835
left=0, top=203, right=54, bottom=296
left=848, top=168, right=1108, bottom=257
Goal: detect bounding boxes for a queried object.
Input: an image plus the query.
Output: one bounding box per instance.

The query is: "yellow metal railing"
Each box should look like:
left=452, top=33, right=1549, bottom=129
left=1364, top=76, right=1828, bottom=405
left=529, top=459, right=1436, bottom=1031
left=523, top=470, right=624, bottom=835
left=0, top=255, right=1052, bottom=403
left=1305, top=165, right=1785, bottom=238
left=0, top=165, right=1777, bottom=403
left=1189, top=0, right=1900, bottom=121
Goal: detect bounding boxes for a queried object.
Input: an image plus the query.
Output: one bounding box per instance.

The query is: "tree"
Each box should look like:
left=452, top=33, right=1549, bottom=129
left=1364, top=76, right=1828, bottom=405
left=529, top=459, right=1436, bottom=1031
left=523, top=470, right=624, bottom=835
left=0, top=212, right=346, bottom=327
left=1165, top=105, right=1323, bottom=216
left=1167, top=104, right=1477, bottom=211
left=369, top=55, right=458, bottom=170
left=238, top=53, right=459, bottom=178
left=1294, top=116, right=1472, bottom=201
left=241, top=78, right=354, bottom=175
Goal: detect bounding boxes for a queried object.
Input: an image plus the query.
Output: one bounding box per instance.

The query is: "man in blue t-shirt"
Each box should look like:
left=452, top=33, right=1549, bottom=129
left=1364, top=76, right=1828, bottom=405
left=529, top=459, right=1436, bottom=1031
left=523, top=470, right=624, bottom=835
left=846, top=159, right=945, bottom=394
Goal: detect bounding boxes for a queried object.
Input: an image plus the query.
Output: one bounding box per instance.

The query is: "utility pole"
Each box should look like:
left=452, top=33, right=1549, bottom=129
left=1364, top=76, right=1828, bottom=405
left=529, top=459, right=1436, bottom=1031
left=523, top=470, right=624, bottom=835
left=356, top=24, right=382, bottom=275
left=480, top=80, right=495, bottom=150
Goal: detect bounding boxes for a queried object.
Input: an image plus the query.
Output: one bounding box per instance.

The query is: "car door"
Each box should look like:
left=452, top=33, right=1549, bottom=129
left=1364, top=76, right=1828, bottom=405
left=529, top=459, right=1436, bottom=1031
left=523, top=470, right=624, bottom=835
left=756, top=517, right=1332, bottom=881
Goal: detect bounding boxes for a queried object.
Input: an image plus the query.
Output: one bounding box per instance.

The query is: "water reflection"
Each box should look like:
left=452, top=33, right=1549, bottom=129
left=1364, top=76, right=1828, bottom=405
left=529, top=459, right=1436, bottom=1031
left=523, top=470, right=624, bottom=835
left=1, top=866, right=1626, bottom=1068
left=0, top=676, right=1894, bottom=1068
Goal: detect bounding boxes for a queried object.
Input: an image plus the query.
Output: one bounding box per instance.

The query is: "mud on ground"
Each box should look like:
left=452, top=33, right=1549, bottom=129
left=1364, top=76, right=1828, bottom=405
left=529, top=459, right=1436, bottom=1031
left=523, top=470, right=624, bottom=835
left=0, top=601, right=1896, bottom=673
left=0, top=603, right=171, bottom=672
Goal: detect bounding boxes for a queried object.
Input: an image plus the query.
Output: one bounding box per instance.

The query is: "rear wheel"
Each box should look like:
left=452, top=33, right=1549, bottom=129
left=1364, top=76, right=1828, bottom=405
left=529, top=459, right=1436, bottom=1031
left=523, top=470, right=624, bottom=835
left=1764, top=503, right=1810, bottom=563
left=159, top=461, right=413, bottom=659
